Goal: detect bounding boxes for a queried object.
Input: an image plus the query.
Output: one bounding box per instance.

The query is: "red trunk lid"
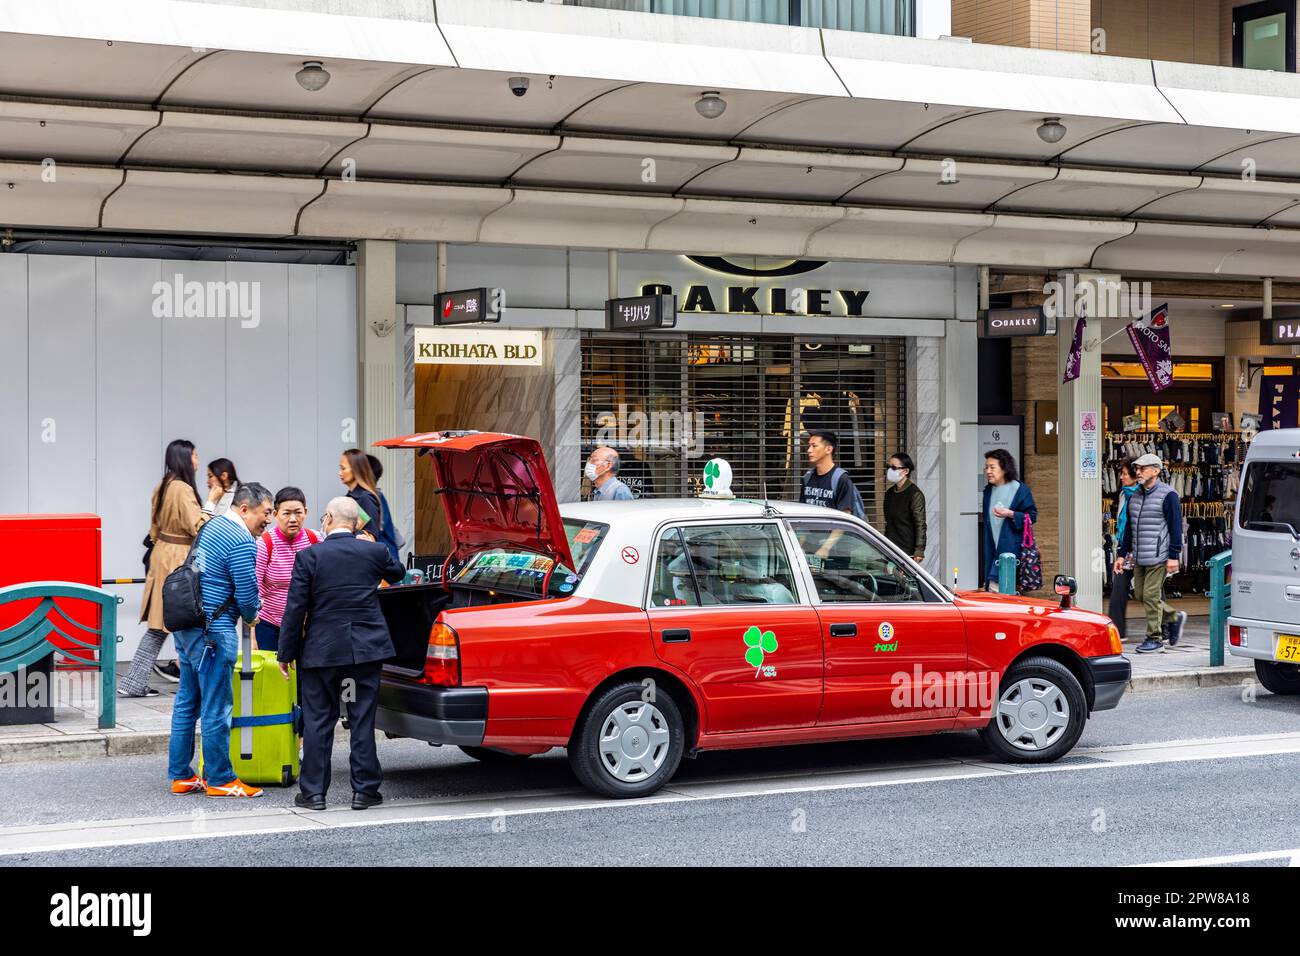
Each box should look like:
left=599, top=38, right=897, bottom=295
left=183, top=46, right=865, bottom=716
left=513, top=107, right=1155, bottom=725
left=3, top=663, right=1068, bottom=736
left=374, top=431, right=575, bottom=570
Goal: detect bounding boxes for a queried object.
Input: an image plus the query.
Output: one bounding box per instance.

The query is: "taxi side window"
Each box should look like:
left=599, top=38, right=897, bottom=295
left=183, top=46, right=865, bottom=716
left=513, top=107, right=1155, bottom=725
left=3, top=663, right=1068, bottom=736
left=650, top=527, right=703, bottom=608
left=678, top=523, right=799, bottom=606
left=793, top=522, right=924, bottom=604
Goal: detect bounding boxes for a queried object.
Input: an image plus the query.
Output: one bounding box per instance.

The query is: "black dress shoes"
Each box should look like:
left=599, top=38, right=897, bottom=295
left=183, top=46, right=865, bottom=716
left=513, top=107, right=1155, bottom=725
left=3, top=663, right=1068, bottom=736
left=294, top=792, right=326, bottom=811
left=351, top=792, right=383, bottom=811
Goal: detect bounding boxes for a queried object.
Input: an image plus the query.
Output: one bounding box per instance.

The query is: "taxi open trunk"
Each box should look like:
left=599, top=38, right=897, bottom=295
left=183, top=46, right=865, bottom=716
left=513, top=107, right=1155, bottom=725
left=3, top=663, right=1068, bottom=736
left=372, top=430, right=573, bottom=674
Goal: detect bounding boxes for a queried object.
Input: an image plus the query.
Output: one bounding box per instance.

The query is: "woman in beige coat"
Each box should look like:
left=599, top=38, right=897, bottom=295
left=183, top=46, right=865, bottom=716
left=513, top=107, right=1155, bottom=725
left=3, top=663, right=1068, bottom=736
left=119, top=440, right=221, bottom=697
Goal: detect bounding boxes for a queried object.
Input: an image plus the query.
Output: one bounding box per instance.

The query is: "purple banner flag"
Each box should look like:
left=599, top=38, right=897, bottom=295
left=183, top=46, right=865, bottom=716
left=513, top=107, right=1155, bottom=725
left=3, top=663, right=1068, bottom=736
left=1125, top=302, right=1172, bottom=393
left=1062, top=316, right=1086, bottom=383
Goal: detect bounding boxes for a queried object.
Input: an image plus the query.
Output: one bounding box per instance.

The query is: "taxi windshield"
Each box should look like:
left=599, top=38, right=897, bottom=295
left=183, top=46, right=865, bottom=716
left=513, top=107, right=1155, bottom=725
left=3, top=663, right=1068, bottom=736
left=450, top=519, right=608, bottom=598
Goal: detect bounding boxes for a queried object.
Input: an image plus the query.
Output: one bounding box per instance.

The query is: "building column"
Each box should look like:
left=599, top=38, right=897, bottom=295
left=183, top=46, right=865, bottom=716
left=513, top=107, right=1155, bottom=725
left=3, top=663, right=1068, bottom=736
left=1056, top=272, right=1115, bottom=613
left=939, top=270, right=981, bottom=591
left=356, top=240, right=409, bottom=549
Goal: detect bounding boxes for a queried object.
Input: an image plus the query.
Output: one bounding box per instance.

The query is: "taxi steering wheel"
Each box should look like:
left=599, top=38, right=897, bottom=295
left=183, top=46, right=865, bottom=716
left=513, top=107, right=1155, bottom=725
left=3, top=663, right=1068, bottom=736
left=821, top=568, right=880, bottom=601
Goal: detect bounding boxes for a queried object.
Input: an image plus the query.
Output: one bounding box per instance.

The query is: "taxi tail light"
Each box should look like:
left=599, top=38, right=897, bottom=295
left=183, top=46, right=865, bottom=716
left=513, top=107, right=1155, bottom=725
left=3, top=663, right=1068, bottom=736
left=1229, top=625, right=1245, bottom=647
left=424, top=621, right=461, bottom=686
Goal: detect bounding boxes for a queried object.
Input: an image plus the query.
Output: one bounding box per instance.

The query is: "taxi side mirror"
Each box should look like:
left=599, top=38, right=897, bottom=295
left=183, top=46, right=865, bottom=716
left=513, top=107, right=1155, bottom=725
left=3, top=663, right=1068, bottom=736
left=1053, top=574, right=1077, bottom=609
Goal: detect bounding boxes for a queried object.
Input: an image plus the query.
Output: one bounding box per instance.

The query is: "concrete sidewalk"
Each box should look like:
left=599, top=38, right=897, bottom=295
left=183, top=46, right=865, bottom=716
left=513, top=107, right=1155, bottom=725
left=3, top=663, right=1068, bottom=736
left=0, top=616, right=1262, bottom=764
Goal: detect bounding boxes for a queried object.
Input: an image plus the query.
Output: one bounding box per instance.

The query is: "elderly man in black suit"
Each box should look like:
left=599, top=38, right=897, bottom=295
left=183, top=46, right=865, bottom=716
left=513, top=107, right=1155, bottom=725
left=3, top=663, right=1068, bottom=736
left=278, top=495, right=405, bottom=810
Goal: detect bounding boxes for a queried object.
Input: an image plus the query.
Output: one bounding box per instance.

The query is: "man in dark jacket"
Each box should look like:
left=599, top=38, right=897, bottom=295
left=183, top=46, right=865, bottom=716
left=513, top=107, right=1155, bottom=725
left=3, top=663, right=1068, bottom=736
left=882, top=452, right=926, bottom=563
left=278, top=496, right=406, bottom=810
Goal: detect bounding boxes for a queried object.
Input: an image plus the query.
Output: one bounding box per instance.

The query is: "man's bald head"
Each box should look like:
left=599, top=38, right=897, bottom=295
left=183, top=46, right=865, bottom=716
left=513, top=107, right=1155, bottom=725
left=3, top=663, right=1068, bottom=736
left=325, top=495, right=360, bottom=531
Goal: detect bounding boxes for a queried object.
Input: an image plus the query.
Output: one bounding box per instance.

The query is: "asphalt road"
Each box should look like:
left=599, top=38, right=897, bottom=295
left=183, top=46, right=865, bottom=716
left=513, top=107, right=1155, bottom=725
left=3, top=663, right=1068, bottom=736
left=1, top=684, right=1297, bottom=866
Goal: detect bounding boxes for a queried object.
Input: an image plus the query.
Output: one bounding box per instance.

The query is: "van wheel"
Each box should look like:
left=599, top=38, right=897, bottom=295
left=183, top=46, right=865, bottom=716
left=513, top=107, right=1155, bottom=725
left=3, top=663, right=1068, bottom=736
left=979, top=656, right=1087, bottom=763
left=1255, top=659, right=1300, bottom=696
left=459, top=746, right=532, bottom=763
left=569, top=682, right=684, bottom=798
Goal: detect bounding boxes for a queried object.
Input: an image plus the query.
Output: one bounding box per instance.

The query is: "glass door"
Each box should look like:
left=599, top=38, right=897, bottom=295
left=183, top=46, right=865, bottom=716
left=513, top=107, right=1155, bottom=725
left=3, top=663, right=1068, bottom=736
left=1234, top=0, right=1296, bottom=72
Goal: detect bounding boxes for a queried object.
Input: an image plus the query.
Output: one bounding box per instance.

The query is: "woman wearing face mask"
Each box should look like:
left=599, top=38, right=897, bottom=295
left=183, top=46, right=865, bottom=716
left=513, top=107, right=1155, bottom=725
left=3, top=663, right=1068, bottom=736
left=882, top=452, right=926, bottom=563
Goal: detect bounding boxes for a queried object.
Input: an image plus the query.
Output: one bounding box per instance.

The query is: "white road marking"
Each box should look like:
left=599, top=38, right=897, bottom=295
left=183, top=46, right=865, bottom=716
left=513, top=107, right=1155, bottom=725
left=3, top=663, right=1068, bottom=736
left=1135, top=847, right=1300, bottom=867
left=2, top=731, right=1299, bottom=857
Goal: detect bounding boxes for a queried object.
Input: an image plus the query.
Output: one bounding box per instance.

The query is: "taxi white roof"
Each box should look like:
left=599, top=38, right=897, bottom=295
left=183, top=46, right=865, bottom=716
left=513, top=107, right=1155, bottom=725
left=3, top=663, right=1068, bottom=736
left=560, top=497, right=856, bottom=532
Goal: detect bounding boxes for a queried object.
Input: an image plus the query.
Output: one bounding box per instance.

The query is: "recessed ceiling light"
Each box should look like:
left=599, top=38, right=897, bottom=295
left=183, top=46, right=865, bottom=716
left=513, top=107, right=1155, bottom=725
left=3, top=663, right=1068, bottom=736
left=1218, top=303, right=1235, bottom=309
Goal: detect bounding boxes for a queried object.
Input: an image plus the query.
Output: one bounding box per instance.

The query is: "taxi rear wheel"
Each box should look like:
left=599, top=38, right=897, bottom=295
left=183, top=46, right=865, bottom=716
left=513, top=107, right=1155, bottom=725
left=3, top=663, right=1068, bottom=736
left=1255, top=659, right=1300, bottom=696
left=979, top=656, right=1087, bottom=763
left=569, top=682, right=684, bottom=798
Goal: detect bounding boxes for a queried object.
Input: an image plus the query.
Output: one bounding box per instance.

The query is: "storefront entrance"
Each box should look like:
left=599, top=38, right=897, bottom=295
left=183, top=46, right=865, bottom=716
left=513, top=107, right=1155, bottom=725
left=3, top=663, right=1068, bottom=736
left=580, top=333, right=907, bottom=524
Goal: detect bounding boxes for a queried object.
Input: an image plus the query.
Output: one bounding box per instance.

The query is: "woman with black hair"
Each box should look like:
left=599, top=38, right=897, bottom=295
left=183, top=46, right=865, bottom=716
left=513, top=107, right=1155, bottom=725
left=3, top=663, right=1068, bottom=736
left=204, top=457, right=240, bottom=516
left=883, top=451, right=927, bottom=563
left=120, top=439, right=213, bottom=696
left=982, top=448, right=1038, bottom=593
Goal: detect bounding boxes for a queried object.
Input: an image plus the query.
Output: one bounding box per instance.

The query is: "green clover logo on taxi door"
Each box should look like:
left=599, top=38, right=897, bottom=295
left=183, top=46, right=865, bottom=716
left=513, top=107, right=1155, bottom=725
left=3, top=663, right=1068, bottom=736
left=743, top=625, right=777, bottom=674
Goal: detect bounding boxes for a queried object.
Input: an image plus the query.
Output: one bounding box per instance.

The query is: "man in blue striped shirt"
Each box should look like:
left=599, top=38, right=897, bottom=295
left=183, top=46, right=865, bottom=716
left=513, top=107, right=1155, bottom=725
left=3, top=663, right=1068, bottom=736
left=168, top=482, right=273, bottom=798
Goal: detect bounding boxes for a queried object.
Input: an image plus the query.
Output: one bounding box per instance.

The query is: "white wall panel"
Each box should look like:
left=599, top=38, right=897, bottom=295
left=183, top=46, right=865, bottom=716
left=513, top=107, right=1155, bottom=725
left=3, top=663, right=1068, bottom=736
left=95, top=257, right=163, bottom=589
left=287, top=266, right=321, bottom=516
left=27, top=256, right=95, bottom=514
left=315, top=265, right=359, bottom=515
left=160, top=261, right=228, bottom=480
left=225, top=262, right=290, bottom=494
left=0, top=254, right=356, bottom=658
left=0, top=257, right=28, bottom=513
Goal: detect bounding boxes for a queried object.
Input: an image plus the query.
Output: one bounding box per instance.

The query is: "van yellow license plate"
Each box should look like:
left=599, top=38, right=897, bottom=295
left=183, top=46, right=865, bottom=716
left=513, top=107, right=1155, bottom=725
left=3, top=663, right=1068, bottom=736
left=1277, top=635, right=1300, bottom=663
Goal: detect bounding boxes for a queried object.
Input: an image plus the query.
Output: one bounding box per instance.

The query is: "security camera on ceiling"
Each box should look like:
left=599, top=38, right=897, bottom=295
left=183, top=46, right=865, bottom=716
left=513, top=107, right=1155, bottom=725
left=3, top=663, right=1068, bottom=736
left=509, top=76, right=530, bottom=97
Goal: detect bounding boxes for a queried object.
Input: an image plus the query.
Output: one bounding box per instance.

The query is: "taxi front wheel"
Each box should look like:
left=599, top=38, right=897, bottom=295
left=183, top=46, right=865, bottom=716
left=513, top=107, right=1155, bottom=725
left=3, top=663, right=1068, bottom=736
left=569, top=682, right=685, bottom=798
left=979, top=656, right=1087, bottom=763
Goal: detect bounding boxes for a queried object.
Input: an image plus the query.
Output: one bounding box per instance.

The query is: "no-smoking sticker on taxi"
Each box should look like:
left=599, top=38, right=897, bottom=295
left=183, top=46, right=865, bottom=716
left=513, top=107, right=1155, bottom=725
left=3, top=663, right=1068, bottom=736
left=621, top=546, right=640, bottom=565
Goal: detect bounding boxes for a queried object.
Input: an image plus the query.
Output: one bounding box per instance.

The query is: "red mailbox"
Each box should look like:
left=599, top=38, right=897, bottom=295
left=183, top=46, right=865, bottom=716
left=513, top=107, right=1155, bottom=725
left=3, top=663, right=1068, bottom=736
left=0, top=514, right=103, bottom=667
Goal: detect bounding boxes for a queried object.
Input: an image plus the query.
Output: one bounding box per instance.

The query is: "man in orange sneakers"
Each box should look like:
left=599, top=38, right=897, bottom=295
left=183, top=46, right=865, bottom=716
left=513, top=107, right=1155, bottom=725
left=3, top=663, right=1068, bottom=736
left=167, top=483, right=274, bottom=799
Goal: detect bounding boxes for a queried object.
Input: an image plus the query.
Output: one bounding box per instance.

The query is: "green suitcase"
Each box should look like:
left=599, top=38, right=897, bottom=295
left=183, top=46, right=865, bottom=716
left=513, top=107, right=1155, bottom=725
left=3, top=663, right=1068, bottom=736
left=201, top=629, right=301, bottom=787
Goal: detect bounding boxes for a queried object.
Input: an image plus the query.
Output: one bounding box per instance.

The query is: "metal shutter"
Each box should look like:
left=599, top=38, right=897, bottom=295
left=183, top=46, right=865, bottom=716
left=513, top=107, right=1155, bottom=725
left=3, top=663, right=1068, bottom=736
left=581, top=333, right=906, bottom=523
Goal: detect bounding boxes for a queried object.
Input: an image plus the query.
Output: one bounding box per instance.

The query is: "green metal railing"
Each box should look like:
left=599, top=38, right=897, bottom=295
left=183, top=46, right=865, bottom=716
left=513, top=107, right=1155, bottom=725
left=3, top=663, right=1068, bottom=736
left=0, top=582, right=122, bottom=729
left=1208, top=550, right=1232, bottom=667
left=997, top=552, right=1018, bottom=594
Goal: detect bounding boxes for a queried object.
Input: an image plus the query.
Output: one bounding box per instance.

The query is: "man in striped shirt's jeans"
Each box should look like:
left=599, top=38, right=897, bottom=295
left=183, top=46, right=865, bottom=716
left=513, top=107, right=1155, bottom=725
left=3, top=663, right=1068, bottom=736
left=167, top=482, right=274, bottom=799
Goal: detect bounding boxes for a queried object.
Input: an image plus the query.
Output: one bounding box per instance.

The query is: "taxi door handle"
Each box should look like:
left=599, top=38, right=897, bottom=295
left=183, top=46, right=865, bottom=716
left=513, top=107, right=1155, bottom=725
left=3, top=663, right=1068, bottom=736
left=829, top=623, right=857, bottom=638
left=662, top=629, right=692, bottom=643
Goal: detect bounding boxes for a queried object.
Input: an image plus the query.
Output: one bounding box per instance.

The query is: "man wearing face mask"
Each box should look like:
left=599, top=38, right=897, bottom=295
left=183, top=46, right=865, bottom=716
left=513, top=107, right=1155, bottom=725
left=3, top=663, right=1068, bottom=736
left=882, top=452, right=926, bottom=564
left=585, top=446, right=634, bottom=501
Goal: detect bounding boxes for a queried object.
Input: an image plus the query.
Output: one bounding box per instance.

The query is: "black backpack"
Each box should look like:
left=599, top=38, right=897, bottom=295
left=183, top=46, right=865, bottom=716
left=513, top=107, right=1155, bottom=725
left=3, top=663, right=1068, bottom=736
left=162, top=522, right=234, bottom=634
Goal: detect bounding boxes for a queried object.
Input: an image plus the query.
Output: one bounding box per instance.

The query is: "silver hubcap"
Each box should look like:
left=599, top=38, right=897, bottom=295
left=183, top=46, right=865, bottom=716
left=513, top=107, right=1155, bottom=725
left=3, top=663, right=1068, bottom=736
left=597, top=701, right=671, bottom=782
left=995, top=677, right=1070, bottom=751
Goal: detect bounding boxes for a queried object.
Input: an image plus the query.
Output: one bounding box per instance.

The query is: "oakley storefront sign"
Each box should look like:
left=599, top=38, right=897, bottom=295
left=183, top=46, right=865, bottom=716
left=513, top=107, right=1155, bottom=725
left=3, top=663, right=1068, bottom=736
left=638, top=256, right=869, bottom=316
left=606, top=293, right=677, bottom=331
left=982, top=308, right=1056, bottom=338
left=415, top=328, right=543, bottom=366
left=436, top=287, right=501, bottom=325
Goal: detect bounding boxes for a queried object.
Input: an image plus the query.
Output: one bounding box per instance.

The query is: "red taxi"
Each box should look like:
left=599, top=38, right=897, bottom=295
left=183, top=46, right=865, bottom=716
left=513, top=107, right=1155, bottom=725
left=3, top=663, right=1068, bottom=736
left=375, top=431, right=1130, bottom=798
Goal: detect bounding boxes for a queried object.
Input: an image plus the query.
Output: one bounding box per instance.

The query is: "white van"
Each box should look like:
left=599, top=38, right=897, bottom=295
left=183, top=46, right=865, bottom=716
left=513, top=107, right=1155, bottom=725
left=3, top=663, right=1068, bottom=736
left=1229, top=428, right=1300, bottom=694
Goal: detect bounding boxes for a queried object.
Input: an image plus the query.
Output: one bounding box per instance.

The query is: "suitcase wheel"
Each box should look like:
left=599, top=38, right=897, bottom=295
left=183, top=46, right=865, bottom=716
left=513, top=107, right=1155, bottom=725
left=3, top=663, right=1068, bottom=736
left=281, top=766, right=295, bottom=787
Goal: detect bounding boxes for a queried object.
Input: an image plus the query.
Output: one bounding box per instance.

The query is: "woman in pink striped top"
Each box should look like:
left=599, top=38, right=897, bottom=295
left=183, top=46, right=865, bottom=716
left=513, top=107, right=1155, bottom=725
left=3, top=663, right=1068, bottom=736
left=253, top=487, right=320, bottom=653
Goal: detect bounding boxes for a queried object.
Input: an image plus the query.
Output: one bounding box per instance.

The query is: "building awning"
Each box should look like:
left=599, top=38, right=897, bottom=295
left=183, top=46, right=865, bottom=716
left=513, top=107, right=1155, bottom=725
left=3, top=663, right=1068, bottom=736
left=3, top=0, right=1300, bottom=277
